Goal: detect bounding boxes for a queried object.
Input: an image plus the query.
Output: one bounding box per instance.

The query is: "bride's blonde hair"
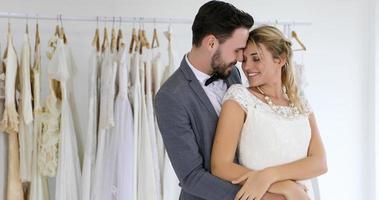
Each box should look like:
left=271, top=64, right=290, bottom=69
left=248, top=25, right=305, bottom=112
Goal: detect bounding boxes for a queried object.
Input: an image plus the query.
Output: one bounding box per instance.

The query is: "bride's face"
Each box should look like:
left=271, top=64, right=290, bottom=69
left=242, top=42, right=283, bottom=87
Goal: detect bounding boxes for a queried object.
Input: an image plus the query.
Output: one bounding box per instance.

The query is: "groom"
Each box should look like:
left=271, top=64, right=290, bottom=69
left=156, top=1, right=285, bottom=200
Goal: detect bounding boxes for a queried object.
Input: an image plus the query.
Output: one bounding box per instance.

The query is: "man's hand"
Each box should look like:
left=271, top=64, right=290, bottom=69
left=261, top=192, right=286, bottom=200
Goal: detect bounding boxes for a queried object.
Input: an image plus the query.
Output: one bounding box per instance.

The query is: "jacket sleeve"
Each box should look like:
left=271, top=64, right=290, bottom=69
left=155, top=90, right=240, bottom=200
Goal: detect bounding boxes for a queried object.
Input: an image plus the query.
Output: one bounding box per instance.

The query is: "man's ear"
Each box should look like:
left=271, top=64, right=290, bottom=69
left=202, top=34, right=218, bottom=51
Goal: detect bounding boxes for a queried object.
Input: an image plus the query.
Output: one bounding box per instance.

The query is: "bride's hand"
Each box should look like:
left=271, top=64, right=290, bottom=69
left=232, top=170, right=274, bottom=200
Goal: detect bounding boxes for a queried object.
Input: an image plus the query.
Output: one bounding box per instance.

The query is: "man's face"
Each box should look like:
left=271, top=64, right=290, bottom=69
left=211, top=27, right=249, bottom=79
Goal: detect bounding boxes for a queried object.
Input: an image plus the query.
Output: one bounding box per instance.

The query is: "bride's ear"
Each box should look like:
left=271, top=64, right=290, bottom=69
left=276, top=53, right=287, bottom=68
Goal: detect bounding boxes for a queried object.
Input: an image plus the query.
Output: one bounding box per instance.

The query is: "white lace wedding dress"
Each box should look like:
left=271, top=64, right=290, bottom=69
left=222, top=84, right=315, bottom=200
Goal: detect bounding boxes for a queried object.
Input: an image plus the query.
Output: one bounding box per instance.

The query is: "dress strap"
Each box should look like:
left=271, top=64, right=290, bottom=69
left=222, top=84, right=253, bottom=112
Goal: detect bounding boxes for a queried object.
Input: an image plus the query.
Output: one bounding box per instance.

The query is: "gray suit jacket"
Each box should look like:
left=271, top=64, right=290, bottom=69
left=155, top=56, right=242, bottom=200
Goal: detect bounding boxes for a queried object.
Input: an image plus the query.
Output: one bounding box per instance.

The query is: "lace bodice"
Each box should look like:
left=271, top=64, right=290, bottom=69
left=222, top=84, right=315, bottom=198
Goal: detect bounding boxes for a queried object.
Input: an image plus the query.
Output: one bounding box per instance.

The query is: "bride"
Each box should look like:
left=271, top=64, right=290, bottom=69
left=211, top=25, right=327, bottom=200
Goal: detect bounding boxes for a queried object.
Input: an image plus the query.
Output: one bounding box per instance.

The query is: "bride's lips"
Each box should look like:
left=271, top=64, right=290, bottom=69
left=248, top=72, right=260, bottom=78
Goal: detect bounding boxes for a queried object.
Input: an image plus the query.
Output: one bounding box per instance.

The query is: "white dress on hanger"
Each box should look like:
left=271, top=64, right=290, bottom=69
left=137, top=50, right=160, bottom=200
left=49, top=38, right=81, bottom=200
left=145, top=51, right=162, bottom=200
left=81, top=40, right=101, bottom=200
left=294, top=61, right=307, bottom=96
left=161, top=27, right=177, bottom=85
left=110, top=46, right=134, bottom=200
left=161, top=27, right=181, bottom=200
left=128, top=51, right=140, bottom=200
left=18, top=32, right=34, bottom=183
left=92, top=40, right=118, bottom=200
left=151, top=48, right=165, bottom=192
left=98, top=46, right=117, bottom=130
left=222, top=84, right=315, bottom=200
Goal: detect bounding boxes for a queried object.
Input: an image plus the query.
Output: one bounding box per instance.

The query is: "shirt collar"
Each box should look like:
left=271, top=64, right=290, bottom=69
left=185, top=54, right=210, bottom=85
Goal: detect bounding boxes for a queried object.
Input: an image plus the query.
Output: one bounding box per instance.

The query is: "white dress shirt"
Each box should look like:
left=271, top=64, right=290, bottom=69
left=185, top=54, right=227, bottom=116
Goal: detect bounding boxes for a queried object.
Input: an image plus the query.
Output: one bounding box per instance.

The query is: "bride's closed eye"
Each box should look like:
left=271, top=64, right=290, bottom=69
left=252, top=56, right=260, bottom=62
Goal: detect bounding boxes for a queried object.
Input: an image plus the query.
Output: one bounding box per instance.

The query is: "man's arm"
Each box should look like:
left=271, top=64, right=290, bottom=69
left=155, top=90, right=240, bottom=200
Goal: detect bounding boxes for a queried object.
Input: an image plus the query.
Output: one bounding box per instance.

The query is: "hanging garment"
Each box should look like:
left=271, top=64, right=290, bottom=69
left=223, top=84, right=316, bottom=200
left=92, top=31, right=118, bottom=200
left=0, top=43, right=8, bottom=200
left=151, top=48, right=165, bottom=191
left=294, top=61, right=308, bottom=96
left=145, top=51, right=162, bottom=200
left=0, top=132, right=6, bottom=200
left=137, top=50, right=160, bottom=200
left=152, top=50, right=164, bottom=96
left=38, top=33, right=61, bottom=177
left=128, top=51, right=140, bottom=200
left=18, top=32, right=34, bottom=183
left=48, top=38, right=81, bottom=200
left=1, top=33, right=19, bottom=134
left=98, top=35, right=117, bottom=131
left=112, top=46, right=134, bottom=200
left=1, top=30, right=24, bottom=200
left=38, top=79, right=61, bottom=177
left=160, top=27, right=181, bottom=200
left=29, top=23, right=50, bottom=200
left=95, top=46, right=135, bottom=200
left=81, top=30, right=101, bottom=200
left=161, top=27, right=176, bottom=85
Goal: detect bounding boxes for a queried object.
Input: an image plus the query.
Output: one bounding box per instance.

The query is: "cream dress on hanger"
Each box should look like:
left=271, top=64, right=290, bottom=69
left=38, top=34, right=61, bottom=178
left=18, top=31, right=34, bottom=183
left=151, top=46, right=165, bottom=198
left=0, top=41, right=8, bottom=200
left=29, top=24, right=50, bottom=200
left=1, top=30, right=24, bottom=200
left=48, top=38, right=81, bottom=200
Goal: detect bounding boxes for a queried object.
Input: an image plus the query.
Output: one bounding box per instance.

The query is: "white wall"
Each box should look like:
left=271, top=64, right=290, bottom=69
left=0, top=0, right=376, bottom=199
left=375, top=0, right=379, bottom=197
left=369, top=0, right=377, bottom=199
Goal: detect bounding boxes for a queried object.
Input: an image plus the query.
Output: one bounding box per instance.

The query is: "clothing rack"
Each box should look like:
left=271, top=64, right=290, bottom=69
left=0, top=12, right=312, bottom=26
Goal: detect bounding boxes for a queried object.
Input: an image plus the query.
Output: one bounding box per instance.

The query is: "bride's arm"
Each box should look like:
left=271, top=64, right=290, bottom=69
left=234, top=113, right=328, bottom=185
left=211, top=100, right=251, bottom=180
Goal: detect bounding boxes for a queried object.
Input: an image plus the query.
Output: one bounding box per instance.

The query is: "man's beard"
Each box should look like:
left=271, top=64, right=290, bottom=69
left=211, top=48, right=237, bottom=79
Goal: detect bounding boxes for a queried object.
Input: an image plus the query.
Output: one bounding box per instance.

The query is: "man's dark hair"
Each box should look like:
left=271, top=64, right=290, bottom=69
left=192, top=0, right=254, bottom=47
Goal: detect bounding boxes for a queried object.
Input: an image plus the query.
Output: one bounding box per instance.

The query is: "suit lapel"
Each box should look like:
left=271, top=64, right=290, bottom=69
left=180, top=57, right=218, bottom=118
left=179, top=56, right=242, bottom=117
left=225, top=66, right=242, bottom=88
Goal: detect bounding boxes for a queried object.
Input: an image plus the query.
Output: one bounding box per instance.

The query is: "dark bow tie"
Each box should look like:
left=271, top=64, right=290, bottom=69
left=205, top=73, right=221, bottom=86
